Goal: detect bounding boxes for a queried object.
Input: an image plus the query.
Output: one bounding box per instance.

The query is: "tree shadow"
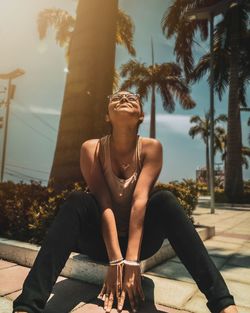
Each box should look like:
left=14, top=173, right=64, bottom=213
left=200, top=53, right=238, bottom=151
left=44, top=276, right=168, bottom=313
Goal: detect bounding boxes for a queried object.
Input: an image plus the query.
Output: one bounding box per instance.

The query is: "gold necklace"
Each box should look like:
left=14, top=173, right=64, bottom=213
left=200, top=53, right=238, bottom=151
left=120, top=162, right=131, bottom=171
left=110, top=135, right=136, bottom=171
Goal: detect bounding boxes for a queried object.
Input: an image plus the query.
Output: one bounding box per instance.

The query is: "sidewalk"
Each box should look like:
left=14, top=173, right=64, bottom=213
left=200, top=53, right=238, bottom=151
left=0, top=203, right=250, bottom=313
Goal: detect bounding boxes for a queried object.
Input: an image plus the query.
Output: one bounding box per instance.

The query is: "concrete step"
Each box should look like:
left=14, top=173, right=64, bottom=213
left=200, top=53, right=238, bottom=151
left=0, top=225, right=214, bottom=285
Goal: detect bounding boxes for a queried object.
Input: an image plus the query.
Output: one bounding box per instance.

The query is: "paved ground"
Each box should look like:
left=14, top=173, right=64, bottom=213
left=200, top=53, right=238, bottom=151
left=0, top=203, right=250, bottom=313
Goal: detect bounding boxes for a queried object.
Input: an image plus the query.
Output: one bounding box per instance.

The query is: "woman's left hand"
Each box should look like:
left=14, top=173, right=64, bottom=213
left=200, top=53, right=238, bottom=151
left=118, top=263, right=145, bottom=312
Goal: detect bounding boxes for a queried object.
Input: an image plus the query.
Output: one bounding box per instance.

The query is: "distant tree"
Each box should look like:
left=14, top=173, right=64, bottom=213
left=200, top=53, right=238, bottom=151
left=189, top=112, right=227, bottom=192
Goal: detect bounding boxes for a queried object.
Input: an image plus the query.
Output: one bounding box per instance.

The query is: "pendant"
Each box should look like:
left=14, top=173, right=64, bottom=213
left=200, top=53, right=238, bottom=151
left=121, top=163, right=130, bottom=170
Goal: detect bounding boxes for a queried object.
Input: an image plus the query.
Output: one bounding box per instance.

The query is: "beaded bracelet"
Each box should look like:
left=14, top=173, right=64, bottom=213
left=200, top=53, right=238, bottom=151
left=109, top=257, right=124, bottom=265
left=123, top=259, right=140, bottom=266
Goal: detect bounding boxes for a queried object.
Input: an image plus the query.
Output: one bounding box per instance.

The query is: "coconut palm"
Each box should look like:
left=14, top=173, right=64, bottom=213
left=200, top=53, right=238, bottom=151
left=45, top=0, right=118, bottom=190
left=162, top=0, right=249, bottom=201
left=189, top=112, right=227, bottom=192
left=37, top=6, right=136, bottom=89
left=120, top=59, right=196, bottom=138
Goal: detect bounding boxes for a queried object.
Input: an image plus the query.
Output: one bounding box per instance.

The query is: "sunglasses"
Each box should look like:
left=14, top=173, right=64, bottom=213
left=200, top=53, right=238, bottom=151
left=107, top=93, right=140, bottom=103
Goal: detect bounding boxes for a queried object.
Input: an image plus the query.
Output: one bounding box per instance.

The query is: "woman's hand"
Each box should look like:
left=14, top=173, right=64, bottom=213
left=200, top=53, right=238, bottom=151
left=98, top=263, right=123, bottom=312
left=118, top=263, right=145, bottom=313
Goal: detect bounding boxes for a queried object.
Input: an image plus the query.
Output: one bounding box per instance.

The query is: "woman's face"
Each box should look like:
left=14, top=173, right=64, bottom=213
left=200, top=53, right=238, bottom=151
left=106, top=91, right=144, bottom=128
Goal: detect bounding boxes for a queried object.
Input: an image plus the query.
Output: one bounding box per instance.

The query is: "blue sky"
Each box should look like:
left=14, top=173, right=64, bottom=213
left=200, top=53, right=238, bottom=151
left=0, top=0, right=249, bottom=185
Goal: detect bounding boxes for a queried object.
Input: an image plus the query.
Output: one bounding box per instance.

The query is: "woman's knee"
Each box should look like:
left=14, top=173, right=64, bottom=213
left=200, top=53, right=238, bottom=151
left=66, top=190, right=94, bottom=204
left=150, top=189, right=178, bottom=206
left=148, top=189, right=181, bottom=216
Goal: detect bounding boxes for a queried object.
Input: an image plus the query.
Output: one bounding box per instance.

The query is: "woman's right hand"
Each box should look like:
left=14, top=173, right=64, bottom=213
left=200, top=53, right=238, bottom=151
left=98, top=263, right=123, bottom=312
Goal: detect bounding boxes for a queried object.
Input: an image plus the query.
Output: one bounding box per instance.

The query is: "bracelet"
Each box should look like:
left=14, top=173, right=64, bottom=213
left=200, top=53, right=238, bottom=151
left=109, top=257, right=124, bottom=265
left=124, top=259, right=140, bottom=266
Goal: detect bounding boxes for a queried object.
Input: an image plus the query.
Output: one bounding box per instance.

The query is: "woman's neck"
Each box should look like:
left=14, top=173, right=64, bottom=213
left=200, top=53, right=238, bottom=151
left=110, top=127, right=138, bottom=155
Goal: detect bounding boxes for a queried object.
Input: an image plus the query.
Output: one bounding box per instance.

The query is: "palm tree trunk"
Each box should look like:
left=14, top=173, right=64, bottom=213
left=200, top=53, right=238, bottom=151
left=49, top=0, right=118, bottom=190
left=150, top=84, right=156, bottom=138
left=224, top=7, right=244, bottom=201
left=206, top=137, right=210, bottom=194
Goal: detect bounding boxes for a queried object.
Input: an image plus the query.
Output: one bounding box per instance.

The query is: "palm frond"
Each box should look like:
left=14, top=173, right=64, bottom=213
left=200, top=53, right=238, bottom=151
left=158, top=84, right=175, bottom=113
left=166, top=77, right=196, bottom=110
left=116, top=9, right=136, bottom=56
left=120, top=59, right=149, bottom=79
left=191, top=52, right=210, bottom=83
left=190, top=115, right=202, bottom=124
left=188, top=125, right=203, bottom=139
left=214, top=114, right=227, bottom=124
left=37, top=8, right=75, bottom=47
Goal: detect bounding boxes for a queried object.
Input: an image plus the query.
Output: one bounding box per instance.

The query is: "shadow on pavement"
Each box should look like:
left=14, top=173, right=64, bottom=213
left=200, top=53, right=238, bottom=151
left=43, top=276, right=168, bottom=313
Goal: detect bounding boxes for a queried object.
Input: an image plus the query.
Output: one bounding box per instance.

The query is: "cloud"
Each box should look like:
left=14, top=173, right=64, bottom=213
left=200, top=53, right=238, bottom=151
left=29, top=106, right=61, bottom=116
left=12, top=103, right=61, bottom=116
left=144, top=113, right=191, bottom=135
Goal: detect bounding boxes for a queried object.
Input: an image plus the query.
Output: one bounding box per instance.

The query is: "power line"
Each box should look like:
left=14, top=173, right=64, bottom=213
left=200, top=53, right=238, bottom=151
left=6, top=163, right=50, bottom=174
left=12, top=111, right=55, bottom=144
left=5, top=171, right=47, bottom=183
left=30, top=111, right=58, bottom=132
left=6, top=167, right=48, bottom=182
left=14, top=97, right=59, bottom=132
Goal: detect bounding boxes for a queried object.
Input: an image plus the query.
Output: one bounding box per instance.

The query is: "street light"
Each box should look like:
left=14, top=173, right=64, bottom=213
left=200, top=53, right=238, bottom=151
left=185, top=0, right=239, bottom=214
left=0, top=69, right=25, bottom=182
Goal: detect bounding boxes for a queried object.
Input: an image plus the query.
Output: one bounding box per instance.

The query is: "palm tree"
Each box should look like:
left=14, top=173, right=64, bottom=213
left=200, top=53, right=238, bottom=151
left=190, top=28, right=250, bottom=200
left=162, top=1, right=249, bottom=201
left=45, top=0, right=118, bottom=190
left=120, top=59, right=196, bottom=138
left=189, top=112, right=227, bottom=192
left=37, top=6, right=136, bottom=89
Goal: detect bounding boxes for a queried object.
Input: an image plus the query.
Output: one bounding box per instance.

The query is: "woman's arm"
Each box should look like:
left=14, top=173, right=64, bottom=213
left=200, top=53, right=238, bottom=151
left=126, top=138, right=163, bottom=260
left=118, top=139, right=163, bottom=312
left=80, top=139, right=122, bottom=261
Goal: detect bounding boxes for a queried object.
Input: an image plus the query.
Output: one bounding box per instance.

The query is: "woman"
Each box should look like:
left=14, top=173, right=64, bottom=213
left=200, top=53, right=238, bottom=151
left=13, top=91, right=237, bottom=313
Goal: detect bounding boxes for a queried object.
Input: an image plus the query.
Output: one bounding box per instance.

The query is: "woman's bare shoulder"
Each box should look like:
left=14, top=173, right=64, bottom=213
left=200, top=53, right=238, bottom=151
left=140, top=136, right=162, bottom=150
left=81, top=138, right=99, bottom=148
left=80, top=139, right=101, bottom=157
left=140, top=137, right=163, bottom=163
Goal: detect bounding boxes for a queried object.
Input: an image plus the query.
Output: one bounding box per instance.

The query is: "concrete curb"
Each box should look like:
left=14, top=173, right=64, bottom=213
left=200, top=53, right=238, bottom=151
left=0, top=225, right=214, bottom=285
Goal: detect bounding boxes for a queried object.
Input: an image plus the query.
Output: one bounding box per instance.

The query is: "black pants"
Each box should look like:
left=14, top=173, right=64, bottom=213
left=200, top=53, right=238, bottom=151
left=12, top=190, right=235, bottom=313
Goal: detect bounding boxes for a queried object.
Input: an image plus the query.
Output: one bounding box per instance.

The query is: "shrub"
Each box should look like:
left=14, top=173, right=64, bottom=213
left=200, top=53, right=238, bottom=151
left=214, top=188, right=250, bottom=204
left=0, top=180, right=85, bottom=245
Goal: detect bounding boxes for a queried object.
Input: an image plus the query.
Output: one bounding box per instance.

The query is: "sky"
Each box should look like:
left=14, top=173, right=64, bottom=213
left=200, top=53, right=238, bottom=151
left=0, top=0, right=249, bottom=185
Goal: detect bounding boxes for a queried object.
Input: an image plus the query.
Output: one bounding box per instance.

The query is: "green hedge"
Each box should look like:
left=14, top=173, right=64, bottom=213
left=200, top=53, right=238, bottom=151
left=0, top=180, right=85, bottom=245
left=197, top=180, right=250, bottom=203
left=0, top=179, right=198, bottom=245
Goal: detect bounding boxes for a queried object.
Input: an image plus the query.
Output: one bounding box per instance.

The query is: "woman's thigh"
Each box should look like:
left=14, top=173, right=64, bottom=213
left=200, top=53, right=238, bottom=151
left=70, top=191, right=109, bottom=262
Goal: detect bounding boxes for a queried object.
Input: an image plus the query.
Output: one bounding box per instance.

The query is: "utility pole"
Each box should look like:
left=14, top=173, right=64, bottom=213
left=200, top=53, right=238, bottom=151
left=185, top=0, right=240, bottom=213
left=0, top=69, right=25, bottom=182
